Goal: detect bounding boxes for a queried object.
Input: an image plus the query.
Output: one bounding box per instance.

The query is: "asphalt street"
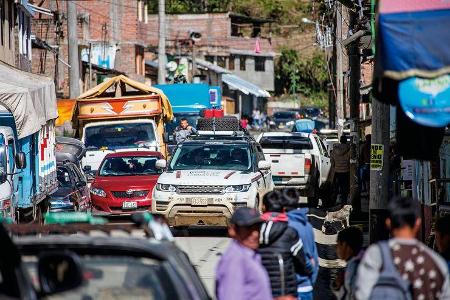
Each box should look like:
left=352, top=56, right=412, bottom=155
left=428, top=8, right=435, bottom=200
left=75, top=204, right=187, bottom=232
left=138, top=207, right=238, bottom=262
left=174, top=228, right=230, bottom=298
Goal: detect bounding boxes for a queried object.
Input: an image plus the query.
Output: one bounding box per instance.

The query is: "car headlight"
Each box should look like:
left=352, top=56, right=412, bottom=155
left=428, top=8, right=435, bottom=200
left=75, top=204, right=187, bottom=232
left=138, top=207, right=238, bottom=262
left=90, top=187, right=106, bottom=198
left=287, top=121, right=295, bottom=126
left=224, top=184, right=251, bottom=193
left=156, top=183, right=177, bottom=192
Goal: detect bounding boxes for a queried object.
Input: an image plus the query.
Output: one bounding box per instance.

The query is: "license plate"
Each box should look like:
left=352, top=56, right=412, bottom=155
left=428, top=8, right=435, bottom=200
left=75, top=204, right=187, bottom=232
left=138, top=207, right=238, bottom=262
left=122, top=201, right=137, bottom=209
left=191, top=198, right=208, bottom=206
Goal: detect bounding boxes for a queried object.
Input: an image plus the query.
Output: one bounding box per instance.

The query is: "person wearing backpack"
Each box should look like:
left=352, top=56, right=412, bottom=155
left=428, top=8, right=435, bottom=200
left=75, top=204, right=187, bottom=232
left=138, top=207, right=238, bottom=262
left=259, top=191, right=313, bottom=299
left=354, top=197, right=450, bottom=300
left=332, top=226, right=364, bottom=300
left=282, top=188, right=319, bottom=300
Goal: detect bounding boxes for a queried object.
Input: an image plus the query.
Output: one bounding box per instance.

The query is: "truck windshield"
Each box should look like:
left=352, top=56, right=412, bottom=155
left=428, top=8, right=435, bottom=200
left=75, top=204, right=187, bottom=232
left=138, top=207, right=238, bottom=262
left=99, top=156, right=160, bottom=176
left=0, top=134, right=6, bottom=179
left=169, top=144, right=252, bottom=171
left=84, top=123, right=156, bottom=150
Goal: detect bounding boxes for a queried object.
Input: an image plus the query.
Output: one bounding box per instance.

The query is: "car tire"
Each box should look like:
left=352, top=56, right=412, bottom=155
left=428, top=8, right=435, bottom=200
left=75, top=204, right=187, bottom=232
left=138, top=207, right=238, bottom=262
left=197, top=117, right=240, bottom=131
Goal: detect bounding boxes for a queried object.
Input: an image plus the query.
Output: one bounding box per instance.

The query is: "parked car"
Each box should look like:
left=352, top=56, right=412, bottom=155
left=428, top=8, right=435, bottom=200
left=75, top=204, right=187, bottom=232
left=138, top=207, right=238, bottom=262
left=90, top=151, right=163, bottom=216
left=256, top=132, right=331, bottom=206
left=297, top=106, right=323, bottom=120
left=49, top=137, right=90, bottom=213
left=269, top=111, right=299, bottom=129
left=292, top=118, right=327, bottom=133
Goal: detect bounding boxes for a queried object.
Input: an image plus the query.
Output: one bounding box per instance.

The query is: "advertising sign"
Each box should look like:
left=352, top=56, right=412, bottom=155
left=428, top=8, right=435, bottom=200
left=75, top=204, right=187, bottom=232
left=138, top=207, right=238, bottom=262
left=371, top=144, right=384, bottom=171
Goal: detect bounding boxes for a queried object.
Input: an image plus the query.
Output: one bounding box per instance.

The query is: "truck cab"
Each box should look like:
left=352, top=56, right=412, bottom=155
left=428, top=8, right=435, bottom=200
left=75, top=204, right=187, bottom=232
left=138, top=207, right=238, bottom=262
left=0, top=126, right=26, bottom=217
left=81, top=119, right=160, bottom=173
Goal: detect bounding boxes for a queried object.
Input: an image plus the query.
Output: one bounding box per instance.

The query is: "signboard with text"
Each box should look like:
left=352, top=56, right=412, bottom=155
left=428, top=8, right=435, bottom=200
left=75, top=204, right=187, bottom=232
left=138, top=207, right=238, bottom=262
left=371, top=144, right=384, bottom=171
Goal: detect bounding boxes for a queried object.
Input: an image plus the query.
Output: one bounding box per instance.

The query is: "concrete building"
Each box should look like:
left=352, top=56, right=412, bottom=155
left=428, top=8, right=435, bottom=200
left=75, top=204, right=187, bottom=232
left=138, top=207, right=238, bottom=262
left=145, top=13, right=276, bottom=92
left=0, top=0, right=34, bottom=71
left=31, top=0, right=150, bottom=98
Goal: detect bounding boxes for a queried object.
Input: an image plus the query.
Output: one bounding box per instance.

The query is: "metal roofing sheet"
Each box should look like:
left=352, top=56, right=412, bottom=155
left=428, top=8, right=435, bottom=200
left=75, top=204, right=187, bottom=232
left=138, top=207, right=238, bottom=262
left=222, top=74, right=270, bottom=98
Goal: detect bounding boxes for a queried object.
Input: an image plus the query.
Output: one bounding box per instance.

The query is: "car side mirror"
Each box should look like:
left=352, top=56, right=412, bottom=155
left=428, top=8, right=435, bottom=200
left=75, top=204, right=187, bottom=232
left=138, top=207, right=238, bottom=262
left=15, top=152, right=26, bottom=169
left=83, top=165, right=92, bottom=172
left=258, top=160, right=271, bottom=170
left=163, top=132, right=170, bottom=144
left=155, top=159, right=167, bottom=169
left=38, top=251, right=84, bottom=296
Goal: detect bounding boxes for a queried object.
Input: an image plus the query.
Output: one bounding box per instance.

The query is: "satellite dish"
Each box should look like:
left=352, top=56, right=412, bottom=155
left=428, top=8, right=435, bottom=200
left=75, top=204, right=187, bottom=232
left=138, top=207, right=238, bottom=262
left=166, top=61, right=178, bottom=72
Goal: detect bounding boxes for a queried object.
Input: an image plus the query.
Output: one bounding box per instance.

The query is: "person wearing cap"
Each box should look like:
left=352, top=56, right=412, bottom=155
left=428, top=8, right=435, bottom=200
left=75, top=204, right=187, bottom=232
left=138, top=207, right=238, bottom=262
left=215, top=207, right=272, bottom=300
left=282, top=189, right=319, bottom=300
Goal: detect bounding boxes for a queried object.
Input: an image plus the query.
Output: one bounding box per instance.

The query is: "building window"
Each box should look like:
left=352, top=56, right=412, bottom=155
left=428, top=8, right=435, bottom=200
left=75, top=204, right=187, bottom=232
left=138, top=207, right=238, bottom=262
left=205, top=55, right=214, bottom=64
left=255, top=56, right=266, bottom=72
left=229, top=55, right=235, bottom=70
left=0, top=0, right=5, bottom=46
left=8, top=1, right=13, bottom=49
left=135, top=45, right=144, bottom=75
left=239, top=56, right=246, bottom=71
left=137, top=0, right=143, bottom=22
left=217, top=56, right=226, bottom=68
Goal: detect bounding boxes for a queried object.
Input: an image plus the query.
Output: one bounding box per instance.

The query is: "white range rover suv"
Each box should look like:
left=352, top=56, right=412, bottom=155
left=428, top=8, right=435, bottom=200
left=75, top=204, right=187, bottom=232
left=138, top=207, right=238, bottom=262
left=152, top=133, right=274, bottom=227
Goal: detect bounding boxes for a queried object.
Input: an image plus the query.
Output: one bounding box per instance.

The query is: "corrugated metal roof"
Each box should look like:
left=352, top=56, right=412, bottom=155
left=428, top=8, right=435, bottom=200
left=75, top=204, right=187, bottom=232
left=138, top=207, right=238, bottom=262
left=194, top=58, right=230, bottom=74
left=222, top=74, right=270, bottom=98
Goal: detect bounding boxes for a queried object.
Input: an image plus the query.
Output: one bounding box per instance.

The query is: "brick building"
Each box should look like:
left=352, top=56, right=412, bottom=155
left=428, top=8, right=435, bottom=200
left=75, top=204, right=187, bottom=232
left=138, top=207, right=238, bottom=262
left=31, top=0, right=150, bottom=98
left=146, top=12, right=276, bottom=92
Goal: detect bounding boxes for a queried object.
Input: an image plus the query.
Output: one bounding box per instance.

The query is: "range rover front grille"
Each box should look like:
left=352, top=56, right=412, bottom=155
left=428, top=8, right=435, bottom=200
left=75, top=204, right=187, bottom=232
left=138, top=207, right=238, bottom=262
left=177, top=185, right=224, bottom=194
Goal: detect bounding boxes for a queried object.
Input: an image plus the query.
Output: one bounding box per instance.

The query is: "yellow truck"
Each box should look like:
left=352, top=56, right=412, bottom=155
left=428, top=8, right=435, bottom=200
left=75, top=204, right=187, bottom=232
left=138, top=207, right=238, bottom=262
left=65, top=75, right=173, bottom=174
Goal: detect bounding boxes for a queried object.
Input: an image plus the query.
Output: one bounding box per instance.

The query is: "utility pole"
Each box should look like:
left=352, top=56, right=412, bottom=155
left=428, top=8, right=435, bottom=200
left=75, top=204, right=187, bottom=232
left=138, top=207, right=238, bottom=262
left=192, top=42, right=197, bottom=81
left=369, top=98, right=390, bottom=242
left=157, top=0, right=166, bottom=84
left=67, top=0, right=80, bottom=98
left=335, top=2, right=345, bottom=136
left=88, top=42, right=92, bottom=89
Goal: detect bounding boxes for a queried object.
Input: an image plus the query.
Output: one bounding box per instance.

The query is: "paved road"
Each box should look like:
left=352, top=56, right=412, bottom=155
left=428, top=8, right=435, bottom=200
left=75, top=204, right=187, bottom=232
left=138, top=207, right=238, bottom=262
left=174, top=228, right=230, bottom=298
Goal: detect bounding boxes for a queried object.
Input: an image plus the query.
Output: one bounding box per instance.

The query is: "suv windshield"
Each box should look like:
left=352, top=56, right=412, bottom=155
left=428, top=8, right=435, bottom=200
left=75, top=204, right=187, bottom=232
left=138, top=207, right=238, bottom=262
left=170, top=143, right=252, bottom=171
left=84, top=123, right=156, bottom=150
left=25, top=256, right=181, bottom=300
left=99, top=156, right=160, bottom=176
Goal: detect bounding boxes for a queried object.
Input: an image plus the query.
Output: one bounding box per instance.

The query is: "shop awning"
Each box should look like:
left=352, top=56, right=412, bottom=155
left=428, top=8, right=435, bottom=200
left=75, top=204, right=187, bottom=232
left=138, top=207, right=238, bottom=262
left=222, top=73, right=270, bottom=98
left=0, top=62, right=57, bottom=138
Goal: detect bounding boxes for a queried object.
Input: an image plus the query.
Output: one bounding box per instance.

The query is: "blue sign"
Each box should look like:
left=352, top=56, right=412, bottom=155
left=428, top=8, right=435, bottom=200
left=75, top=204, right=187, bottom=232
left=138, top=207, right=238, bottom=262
left=398, top=74, right=450, bottom=127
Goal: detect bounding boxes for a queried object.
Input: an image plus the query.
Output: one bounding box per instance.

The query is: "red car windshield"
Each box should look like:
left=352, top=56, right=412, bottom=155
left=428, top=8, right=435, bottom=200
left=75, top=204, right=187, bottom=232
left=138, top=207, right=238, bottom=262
left=99, top=156, right=160, bottom=176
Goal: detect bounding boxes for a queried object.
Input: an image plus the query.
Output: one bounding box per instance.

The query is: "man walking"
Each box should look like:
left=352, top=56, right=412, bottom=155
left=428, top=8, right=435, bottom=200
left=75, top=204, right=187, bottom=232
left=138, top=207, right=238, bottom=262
left=215, top=207, right=272, bottom=300
left=174, top=118, right=197, bottom=144
left=282, top=189, right=319, bottom=300
left=354, top=197, right=450, bottom=300
left=259, top=191, right=313, bottom=300
left=331, top=135, right=351, bottom=204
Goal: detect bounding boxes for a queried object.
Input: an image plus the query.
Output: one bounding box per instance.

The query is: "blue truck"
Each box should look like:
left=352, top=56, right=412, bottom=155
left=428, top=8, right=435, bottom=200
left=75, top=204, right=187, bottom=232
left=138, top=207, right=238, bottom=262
left=0, top=65, right=58, bottom=222
left=155, top=83, right=222, bottom=144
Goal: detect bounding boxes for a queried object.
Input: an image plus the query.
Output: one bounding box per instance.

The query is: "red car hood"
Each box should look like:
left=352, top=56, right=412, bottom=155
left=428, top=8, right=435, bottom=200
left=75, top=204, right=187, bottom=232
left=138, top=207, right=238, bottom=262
left=92, top=175, right=159, bottom=191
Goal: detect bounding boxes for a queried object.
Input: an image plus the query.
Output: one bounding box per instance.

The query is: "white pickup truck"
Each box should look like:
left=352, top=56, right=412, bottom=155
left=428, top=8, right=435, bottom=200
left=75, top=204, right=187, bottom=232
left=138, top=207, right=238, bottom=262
left=256, top=132, right=331, bottom=203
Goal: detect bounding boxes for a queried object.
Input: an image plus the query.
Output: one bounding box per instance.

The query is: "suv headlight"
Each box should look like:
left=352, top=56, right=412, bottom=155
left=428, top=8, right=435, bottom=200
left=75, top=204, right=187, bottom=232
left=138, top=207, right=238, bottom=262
left=224, top=184, right=251, bottom=193
left=156, top=183, right=177, bottom=192
left=90, top=187, right=106, bottom=198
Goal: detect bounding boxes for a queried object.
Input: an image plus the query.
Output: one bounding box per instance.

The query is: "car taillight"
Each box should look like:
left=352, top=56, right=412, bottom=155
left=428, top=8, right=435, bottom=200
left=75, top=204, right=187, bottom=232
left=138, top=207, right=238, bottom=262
left=304, top=158, right=312, bottom=175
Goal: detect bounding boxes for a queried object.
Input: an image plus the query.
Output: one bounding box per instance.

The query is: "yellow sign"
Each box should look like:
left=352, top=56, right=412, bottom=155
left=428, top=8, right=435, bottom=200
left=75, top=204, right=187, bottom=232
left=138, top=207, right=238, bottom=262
left=371, top=144, right=384, bottom=170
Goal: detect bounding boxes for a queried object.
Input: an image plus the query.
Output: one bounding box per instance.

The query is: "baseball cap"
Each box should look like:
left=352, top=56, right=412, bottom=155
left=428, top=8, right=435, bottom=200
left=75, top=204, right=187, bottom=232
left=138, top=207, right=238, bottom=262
left=230, top=207, right=263, bottom=227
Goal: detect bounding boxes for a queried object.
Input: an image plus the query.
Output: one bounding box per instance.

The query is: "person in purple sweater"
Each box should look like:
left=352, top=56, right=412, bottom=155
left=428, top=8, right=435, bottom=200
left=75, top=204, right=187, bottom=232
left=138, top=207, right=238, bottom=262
left=215, top=207, right=272, bottom=300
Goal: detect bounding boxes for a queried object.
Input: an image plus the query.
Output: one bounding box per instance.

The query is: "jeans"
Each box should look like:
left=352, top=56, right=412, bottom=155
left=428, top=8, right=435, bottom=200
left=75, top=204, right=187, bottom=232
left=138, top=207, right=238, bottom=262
left=334, top=172, right=350, bottom=204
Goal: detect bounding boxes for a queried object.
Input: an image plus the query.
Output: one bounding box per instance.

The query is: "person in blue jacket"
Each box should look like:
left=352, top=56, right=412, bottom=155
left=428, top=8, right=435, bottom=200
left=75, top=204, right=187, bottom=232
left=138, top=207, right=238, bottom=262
left=282, top=189, right=319, bottom=300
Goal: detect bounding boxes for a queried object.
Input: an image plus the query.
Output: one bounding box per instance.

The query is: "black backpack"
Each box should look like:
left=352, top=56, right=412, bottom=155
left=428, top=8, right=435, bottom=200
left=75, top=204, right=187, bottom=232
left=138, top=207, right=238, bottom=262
left=369, top=241, right=412, bottom=300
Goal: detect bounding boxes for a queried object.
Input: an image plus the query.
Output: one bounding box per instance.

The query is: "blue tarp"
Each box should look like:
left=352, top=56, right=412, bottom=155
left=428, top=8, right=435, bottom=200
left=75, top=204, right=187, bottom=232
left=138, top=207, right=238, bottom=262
left=154, top=83, right=221, bottom=113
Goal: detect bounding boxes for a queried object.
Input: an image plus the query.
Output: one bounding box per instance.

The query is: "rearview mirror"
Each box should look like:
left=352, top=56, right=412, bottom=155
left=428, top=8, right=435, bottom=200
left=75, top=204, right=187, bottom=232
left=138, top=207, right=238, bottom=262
left=38, top=251, right=83, bottom=296
left=258, top=160, right=271, bottom=170
left=15, top=152, right=26, bottom=169
left=155, top=159, right=167, bottom=169
left=163, top=132, right=170, bottom=144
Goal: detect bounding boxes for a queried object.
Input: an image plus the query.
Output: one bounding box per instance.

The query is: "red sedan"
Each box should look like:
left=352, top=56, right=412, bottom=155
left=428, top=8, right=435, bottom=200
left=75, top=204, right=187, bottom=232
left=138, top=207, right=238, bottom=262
left=90, top=151, right=163, bottom=215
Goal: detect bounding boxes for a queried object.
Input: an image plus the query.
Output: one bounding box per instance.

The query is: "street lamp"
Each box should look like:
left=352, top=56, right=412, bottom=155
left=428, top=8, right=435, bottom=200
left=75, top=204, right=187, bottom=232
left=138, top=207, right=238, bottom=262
left=302, top=17, right=316, bottom=25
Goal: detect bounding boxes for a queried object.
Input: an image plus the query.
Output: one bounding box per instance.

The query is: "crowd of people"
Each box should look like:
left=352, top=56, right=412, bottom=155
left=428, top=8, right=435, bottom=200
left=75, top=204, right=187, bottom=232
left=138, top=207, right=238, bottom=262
left=215, top=191, right=450, bottom=300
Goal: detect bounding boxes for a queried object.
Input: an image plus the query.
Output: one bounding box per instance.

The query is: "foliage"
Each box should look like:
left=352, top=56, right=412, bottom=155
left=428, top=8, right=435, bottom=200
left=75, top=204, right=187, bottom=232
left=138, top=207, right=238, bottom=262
left=147, top=0, right=312, bottom=25
left=276, top=48, right=328, bottom=96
